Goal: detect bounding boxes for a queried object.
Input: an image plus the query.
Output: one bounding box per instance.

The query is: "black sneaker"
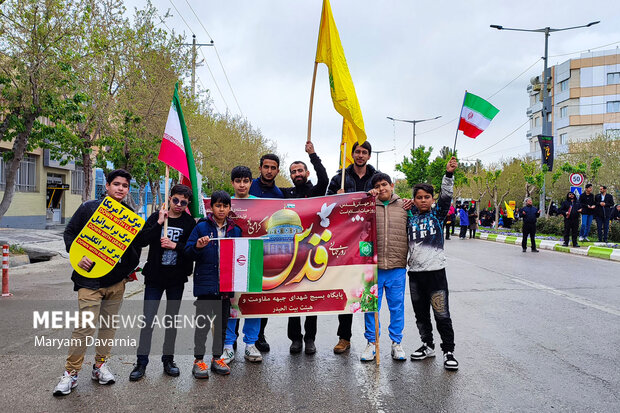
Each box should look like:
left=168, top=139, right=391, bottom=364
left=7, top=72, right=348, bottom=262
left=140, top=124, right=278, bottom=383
left=443, top=352, right=459, bottom=370
left=163, top=360, right=180, bottom=377
left=289, top=340, right=303, bottom=354
left=304, top=340, right=316, bottom=355
left=522, top=248, right=527, bottom=252
left=129, top=364, right=146, bottom=381
left=255, top=336, right=270, bottom=352
left=532, top=249, right=539, bottom=253
left=410, top=343, right=435, bottom=360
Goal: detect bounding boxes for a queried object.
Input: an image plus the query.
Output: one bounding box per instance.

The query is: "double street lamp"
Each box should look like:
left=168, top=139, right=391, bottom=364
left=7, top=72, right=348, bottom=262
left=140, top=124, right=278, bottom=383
left=490, top=21, right=600, bottom=216
left=386, top=115, right=442, bottom=152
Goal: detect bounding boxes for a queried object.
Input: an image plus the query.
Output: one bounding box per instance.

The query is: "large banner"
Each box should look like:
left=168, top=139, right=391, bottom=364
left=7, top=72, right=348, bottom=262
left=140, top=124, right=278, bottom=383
left=205, top=193, right=378, bottom=317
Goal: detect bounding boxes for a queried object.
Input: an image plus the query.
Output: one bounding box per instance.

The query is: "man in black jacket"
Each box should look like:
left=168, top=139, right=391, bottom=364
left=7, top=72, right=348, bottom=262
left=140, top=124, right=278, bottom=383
left=595, top=185, right=614, bottom=242
left=281, top=141, right=328, bottom=355
left=54, top=169, right=142, bottom=396
left=521, top=197, right=540, bottom=252
left=578, top=183, right=596, bottom=241
left=560, top=191, right=581, bottom=247
left=129, top=184, right=196, bottom=381
left=326, top=140, right=380, bottom=354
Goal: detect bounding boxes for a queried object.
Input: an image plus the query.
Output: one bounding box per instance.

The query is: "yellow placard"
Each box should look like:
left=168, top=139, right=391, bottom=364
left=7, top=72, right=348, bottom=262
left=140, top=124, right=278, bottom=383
left=69, top=197, right=145, bottom=278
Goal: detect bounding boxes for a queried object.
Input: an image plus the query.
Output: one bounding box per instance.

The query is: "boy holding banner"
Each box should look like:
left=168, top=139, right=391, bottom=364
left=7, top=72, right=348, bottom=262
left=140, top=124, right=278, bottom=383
left=185, top=191, right=240, bottom=378
left=129, top=184, right=196, bottom=381
left=54, top=169, right=141, bottom=396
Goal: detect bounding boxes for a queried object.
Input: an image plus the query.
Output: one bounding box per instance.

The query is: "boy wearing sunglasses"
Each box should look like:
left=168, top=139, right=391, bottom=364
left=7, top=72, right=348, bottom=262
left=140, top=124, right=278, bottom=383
left=129, top=184, right=196, bottom=381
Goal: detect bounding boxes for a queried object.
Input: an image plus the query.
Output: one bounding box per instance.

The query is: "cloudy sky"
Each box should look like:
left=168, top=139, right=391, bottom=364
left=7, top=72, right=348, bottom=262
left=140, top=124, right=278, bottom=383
left=129, top=0, right=619, bottom=181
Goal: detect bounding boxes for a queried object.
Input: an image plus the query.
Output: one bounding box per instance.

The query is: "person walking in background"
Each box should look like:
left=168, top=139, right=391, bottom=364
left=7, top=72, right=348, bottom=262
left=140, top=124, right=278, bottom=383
left=458, top=206, right=469, bottom=239
left=445, top=204, right=455, bottom=240
left=468, top=205, right=478, bottom=239
left=594, top=186, right=614, bottom=243
left=521, top=198, right=540, bottom=252
left=578, top=184, right=596, bottom=242
left=560, top=191, right=581, bottom=248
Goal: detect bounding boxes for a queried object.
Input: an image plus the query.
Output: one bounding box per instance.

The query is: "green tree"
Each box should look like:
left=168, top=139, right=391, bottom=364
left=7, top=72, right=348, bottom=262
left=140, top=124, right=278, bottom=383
left=395, top=145, right=432, bottom=187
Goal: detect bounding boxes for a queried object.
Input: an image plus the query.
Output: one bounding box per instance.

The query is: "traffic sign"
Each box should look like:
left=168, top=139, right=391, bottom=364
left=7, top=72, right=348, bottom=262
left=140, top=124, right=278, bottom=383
left=570, top=186, right=582, bottom=197
left=569, top=173, right=584, bottom=186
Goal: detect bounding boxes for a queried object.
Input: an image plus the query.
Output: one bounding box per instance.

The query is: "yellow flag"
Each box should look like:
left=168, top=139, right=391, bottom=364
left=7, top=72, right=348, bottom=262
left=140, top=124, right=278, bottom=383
left=504, top=201, right=515, bottom=219
left=339, top=119, right=356, bottom=168
left=316, top=0, right=366, bottom=145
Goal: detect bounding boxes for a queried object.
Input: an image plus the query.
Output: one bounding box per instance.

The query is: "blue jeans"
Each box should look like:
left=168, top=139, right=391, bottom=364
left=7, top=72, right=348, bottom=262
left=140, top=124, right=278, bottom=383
left=136, top=284, right=185, bottom=366
left=225, top=318, right=260, bottom=346
left=364, top=268, right=406, bottom=343
left=580, top=214, right=593, bottom=238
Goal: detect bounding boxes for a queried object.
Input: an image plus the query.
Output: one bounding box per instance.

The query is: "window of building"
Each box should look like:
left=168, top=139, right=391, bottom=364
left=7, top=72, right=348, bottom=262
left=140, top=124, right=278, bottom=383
left=534, top=117, right=541, bottom=127
left=560, top=79, right=569, bottom=91
left=71, top=167, right=84, bottom=195
left=560, top=106, right=568, bottom=118
left=0, top=153, right=37, bottom=192
left=607, top=101, right=620, bottom=113
left=605, top=128, right=620, bottom=138
left=546, top=112, right=552, bottom=121
left=607, top=72, right=620, bottom=85
left=560, top=133, right=568, bottom=145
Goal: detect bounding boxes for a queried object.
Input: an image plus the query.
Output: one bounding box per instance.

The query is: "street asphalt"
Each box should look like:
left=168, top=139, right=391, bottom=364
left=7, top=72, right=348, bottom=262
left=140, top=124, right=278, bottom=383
left=0, top=236, right=618, bottom=412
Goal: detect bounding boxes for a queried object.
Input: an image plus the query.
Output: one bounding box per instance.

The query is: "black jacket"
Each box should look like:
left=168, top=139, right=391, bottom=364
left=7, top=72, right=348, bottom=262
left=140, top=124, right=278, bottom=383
left=282, top=153, right=329, bottom=199
left=521, top=205, right=540, bottom=225
left=134, top=211, right=196, bottom=288
left=594, top=193, right=614, bottom=218
left=559, top=194, right=581, bottom=222
left=327, top=164, right=379, bottom=195
left=64, top=199, right=142, bottom=291
left=578, top=192, right=595, bottom=215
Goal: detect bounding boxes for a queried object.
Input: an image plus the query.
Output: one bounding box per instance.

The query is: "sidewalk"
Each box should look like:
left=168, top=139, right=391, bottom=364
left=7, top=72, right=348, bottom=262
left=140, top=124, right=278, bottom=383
left=475, top=231, right=620, bottom=261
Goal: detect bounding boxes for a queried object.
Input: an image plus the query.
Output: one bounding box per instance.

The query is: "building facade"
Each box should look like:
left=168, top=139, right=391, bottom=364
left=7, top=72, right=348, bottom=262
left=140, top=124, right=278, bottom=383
left=526, top=49, right=620, bottom=158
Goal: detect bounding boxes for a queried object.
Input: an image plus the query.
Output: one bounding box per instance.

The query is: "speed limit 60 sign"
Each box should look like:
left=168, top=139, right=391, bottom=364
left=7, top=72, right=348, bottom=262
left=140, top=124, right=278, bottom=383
left=569, top=173, right=584, bottom=186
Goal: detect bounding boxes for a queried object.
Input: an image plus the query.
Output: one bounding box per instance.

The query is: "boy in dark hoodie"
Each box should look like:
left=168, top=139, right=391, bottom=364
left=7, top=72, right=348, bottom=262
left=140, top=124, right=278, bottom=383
left=185, top=191, right=241, bottom=379
left=407, top=157, right=459, bottom=371
left=129, top=184, right=196, bottom=381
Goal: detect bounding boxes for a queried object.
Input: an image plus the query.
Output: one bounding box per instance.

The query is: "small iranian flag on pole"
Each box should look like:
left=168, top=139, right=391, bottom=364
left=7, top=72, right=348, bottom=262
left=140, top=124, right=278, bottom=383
left=158, top=82, right=202, bottom=217
left=458, top=92, right=499, bottom=138
left=219, top=238, right=264, bottom=293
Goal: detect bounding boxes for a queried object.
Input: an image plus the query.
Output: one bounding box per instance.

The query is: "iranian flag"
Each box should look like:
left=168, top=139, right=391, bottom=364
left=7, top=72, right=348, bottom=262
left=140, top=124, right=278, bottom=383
left=158, top=82, right=202, bottom=217
left=219, top=238, right=264, bottom=293
left=458, top=92, right=499, bottom=138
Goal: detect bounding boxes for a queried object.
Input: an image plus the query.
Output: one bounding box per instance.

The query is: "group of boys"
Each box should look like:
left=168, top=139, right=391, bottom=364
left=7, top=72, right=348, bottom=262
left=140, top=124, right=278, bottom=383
left=54, top=140, right=461, bottom=396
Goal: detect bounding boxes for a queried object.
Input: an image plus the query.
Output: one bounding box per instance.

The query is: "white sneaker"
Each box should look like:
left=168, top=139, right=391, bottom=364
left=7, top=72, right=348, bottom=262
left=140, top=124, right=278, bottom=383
left=221, top=347, right=235, bottom=364
left=53, top=371, right=78, bottom=396
left=91, top=362, right=115, bottom=385
left=360, top=342, right=376, bottom=361
left=410, top=343, right=436, bottom=360
left=391, top=342, right=406, bottom=360
left=444, top=352, right=459, bottom=370
left=244, top=344, right=263, bottom=363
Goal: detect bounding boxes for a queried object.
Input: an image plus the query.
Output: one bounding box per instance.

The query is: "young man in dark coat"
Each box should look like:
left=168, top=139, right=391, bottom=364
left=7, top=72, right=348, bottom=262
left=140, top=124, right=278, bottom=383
left=578, top=183, right=596, bottom=241
left=521, top=197, right=540, bottom=252
left=594, top=185, right=614, bottom=243
left=559, top=191, right=581, bottom=247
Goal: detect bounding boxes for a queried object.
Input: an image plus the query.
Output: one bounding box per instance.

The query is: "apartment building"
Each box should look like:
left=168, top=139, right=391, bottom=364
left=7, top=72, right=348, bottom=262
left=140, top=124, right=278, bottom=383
left=526, top=49, right=620, bottom=158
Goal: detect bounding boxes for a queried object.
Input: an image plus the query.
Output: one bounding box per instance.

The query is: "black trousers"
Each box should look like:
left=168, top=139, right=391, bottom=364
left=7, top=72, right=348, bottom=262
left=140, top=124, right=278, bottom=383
left=563, top=219, right=579, bottom=246
left=522, top=222, right=537, bottom=250
left=194, top=295, right=229, bottom=360
left=445, top=222, right=451, bottom=239
left=469, top=228, right=476, bottom=239
left=408, top=269, right=455, bottom=353
left=288, top=316, right=317, bottom=342
left=337, top=314, right=353, bottom=341
left=259, top=317, right=268, bottom=338
left=459, top=225, right=467, bottom=238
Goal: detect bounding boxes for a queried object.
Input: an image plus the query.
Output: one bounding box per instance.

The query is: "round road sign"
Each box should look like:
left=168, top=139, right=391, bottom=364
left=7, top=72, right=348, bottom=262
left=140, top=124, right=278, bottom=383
left=569, top=173, right=584, bottom=186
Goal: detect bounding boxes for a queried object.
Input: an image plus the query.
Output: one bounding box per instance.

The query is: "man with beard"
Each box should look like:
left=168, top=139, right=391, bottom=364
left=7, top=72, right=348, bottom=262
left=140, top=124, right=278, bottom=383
left=327, top=140, right=379, bottom=354
left=281, top=141, right=329, bottom=355
left=249, top=154, right=284, bottom=352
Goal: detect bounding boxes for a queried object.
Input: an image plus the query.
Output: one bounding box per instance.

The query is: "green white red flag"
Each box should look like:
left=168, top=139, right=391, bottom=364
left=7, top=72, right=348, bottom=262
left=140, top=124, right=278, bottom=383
left=458, top=92, right=499, bottom=138
left=158, top=82, right=202, bottom=217
left=219, top=238, right=264, bottom=293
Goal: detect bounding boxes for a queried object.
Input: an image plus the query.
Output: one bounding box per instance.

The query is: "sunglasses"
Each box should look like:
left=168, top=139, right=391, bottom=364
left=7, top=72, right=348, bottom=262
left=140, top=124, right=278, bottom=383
left=171, top=198, right=188, bottom=207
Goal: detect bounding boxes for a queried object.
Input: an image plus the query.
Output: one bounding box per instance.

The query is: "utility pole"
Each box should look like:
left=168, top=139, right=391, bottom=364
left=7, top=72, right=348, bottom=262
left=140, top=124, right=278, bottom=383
left=183, top=35, right=214, bottom=97
left=386, top=116, right=441, bottom=153
left=490, top=21, right=599, bottom=216
left=374, top=148, right=394, bottom=171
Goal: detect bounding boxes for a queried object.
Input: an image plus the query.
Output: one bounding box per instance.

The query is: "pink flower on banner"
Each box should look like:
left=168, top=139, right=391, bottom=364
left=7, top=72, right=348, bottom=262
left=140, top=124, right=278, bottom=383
left=351, top=287, right=364, bottom=298
left=364, top=268, right=375, bottom=283
left=230, top=308, right=239, bottom=318
left=350, top=302, right=361, bottom=313
left=370, top=284, right=378, bottom=298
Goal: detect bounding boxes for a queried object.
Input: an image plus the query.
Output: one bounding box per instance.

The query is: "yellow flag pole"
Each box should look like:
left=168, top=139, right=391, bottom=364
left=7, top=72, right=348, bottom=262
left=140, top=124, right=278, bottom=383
left=307, top=62, right=319, bottom=142
left=163, top=165, right=169, bottom=235
left=340, top=142, right=347, bottom=190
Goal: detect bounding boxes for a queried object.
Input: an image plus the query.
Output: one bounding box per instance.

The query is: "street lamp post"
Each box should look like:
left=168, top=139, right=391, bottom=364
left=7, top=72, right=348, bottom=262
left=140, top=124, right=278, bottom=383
left=490, top=21, right=599, bottom=216
left=374, top=148, right=395, bottom=171
left=386, top=116, right=442, bottom=152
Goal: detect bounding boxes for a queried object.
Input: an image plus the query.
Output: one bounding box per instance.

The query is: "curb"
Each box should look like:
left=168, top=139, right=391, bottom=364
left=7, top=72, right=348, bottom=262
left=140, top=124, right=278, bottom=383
left=475, top=232, right=618, bottom=261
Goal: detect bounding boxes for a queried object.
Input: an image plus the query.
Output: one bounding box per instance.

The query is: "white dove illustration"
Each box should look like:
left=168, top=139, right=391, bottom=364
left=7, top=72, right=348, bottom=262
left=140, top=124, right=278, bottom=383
left=317, top=202, right=337, bottom=227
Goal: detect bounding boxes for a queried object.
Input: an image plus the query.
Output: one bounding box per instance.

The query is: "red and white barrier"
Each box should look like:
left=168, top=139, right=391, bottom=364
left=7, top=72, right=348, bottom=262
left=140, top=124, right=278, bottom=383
left=2, top=244, right=11, bottom=297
